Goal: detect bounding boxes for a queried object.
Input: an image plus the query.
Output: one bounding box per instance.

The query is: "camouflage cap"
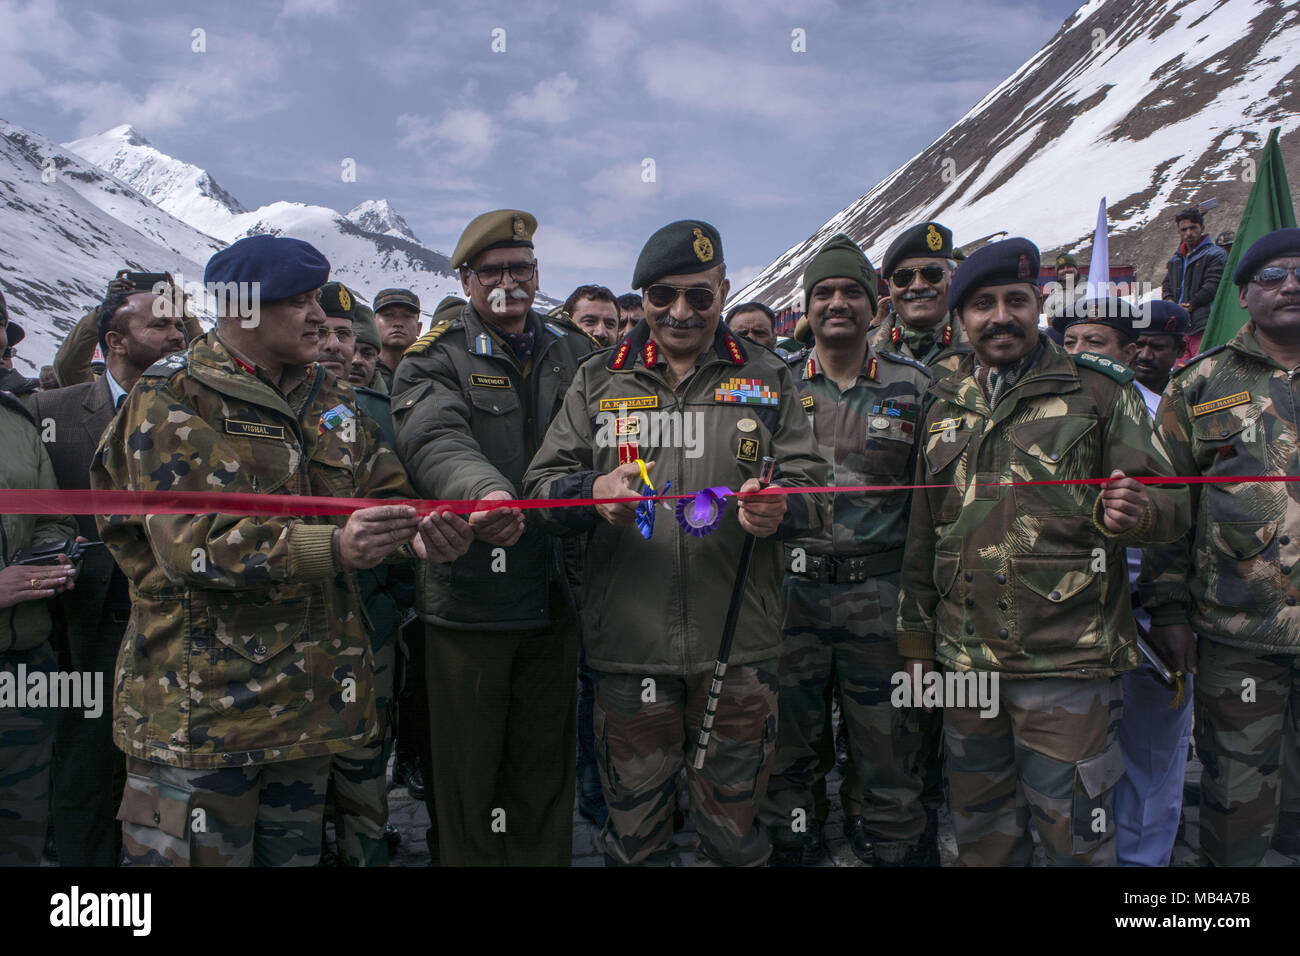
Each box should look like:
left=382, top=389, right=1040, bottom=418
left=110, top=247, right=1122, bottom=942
left=451, top=210, right=537, bottom=269
left=352, top=303, right=381, bottom=350
left=318, top=281, right=358, bottom=320
left=373, top=288, right=420, bottom=313
left=882, top=221, right=953, bottom=278
left=632, top=219, right=724, bottom=290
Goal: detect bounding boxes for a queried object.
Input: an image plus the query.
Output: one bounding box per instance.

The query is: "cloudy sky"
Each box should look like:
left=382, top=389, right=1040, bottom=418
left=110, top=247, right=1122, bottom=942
left=2, top=0, right=1085, bottom=297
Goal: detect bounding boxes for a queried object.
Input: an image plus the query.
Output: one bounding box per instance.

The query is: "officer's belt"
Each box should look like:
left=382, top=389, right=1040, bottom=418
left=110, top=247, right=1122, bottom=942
left=784, top=547, right=904, bottom=583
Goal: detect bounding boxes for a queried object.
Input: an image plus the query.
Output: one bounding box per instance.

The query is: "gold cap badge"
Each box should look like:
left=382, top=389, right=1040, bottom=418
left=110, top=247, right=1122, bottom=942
left=513, top=215, right=529, bottom=239
left=338, top=286, right=352, bottom=312
left=926, top=224, right=943, bottom=252
left=692, top=227, right=714, bottom=263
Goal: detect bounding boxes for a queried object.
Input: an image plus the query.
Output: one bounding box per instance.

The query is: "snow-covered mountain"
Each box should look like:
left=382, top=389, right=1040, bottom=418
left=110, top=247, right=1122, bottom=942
left=0, top=120, right=224, bottom=373
left=734, top=0, right=1300, bottom=310
left=65, top=124, right=464, bottom=311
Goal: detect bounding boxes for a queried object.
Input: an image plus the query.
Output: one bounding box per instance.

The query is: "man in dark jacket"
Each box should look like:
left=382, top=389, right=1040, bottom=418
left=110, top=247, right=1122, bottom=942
left=1161, top=206, right=1228, bottom=349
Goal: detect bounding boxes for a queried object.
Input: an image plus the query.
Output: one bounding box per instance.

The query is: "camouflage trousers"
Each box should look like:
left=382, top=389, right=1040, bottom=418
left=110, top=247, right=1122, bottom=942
left=944, top=675, right=1125, bottom=866
left=329, top=639, right=395, bottom=866
left=0, top=642, right=57, bottom=866
left=760, top=574, right=928, bottom=858
left=591, top=660, right=778, bottom=867
left=118, top=754, right=331, bottom=866
left=1195, top=638, right=1300, bottom=866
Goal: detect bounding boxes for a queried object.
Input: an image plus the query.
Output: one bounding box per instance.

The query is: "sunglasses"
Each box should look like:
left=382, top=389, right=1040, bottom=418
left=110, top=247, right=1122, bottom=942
left=891, top=265, right=947, bottom=288
left=645, top=284, right=716, bottom=311
left=1252, top=266, right=1300, bottom=289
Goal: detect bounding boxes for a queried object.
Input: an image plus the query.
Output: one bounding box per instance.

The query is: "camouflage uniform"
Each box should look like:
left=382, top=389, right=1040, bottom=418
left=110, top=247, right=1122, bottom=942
left=869, top=311, right=972, bottom=381
left=0, top=394, right=77, bottom=865
left=758, top=344, right=933, bottom=862
left=523, top=321, right=830, bottom=865
left=1139, top=324, right=1300, bottom=865
left=898, top=339, right=1188, bottom=865
left=91, top=332, right=417, bottom=866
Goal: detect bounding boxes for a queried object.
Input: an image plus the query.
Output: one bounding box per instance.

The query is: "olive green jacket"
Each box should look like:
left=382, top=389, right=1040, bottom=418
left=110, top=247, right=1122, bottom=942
left=522, top=321, right=830, bottom=674
left=897, top=339, right=1189, bottom=679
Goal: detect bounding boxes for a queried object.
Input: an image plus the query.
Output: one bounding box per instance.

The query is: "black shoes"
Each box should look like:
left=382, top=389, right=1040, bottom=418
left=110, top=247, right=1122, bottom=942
left=391, top=760, right=425, bottom=800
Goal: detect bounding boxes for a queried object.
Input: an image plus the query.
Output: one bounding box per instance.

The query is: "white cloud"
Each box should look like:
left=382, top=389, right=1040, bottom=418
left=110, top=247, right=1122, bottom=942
left=507, top=72, right=579, bottom=124
left=581, top=13, right=638, bottom=67
left=279, top=0, right=343, bottom=18
left=397, top=108, right=497, bottom=168
left=637, top=43, right=830, bottom=123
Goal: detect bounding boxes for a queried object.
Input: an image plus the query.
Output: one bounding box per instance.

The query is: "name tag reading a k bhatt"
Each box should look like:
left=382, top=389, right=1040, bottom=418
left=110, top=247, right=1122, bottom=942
left=1192, top=391, right=1251, bottom=417
left=598, top=395, right=658, bottom=412
left=225, top=419, right=286, bottom=440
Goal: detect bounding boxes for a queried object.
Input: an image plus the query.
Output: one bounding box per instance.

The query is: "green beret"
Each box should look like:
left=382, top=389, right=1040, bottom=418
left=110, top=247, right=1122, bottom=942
left=632, top=219, right=723, bottom=290
left=451, top=210, right=537, bottom=269
left=319, top=281, right=358, bottom=320
left=1055, top=253, right=1079, bottom=269
left=882, top=222, right=953, bottom=278
left=373, top=288, right=420, bottom=313
left=802, top=234, right=878, bottom=312
left=352, top=303, right=380, bottom=350
left=952, top=246, right=966, bottom=262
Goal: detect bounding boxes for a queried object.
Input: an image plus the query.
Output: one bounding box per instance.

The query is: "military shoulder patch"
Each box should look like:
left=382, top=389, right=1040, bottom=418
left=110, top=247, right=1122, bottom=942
left=404, top=320, right=453, bottom=357
left=879, top=350, right=934, bottom=378
left=1171, top=343, right=1228, bottom=378
left=144, top=352, right=188, bottom=377
left=1071, top=351, right=1135, bottom=384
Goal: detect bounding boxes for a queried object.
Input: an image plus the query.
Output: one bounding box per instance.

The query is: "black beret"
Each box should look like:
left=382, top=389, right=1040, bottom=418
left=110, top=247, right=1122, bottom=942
left=1139, top=300, right=1191, bottom=337
left=882, top=222, right=953, bottom=278
left=4, top=320, right=24, bottom=348
left=318, top=281, right=358, bottom=320
left=948, top=237, right=1040, bottom=313
left=204, top=235, right=330, bottom=303
left=1233, top=227, right=1300, bottom=286
left=632, top=219, right=723, bottom=290
left=0, top=287, right=7, bottom=322
left=1061, top=296, right=1141, bottom=343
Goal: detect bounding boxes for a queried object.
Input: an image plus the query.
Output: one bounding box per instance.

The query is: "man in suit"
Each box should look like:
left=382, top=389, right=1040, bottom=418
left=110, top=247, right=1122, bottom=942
left=31, top=286, right=187, bottom=866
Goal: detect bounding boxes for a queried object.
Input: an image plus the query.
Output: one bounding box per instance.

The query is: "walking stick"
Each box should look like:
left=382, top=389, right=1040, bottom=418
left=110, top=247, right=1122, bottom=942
left=693, top=456, right=776, bottom=770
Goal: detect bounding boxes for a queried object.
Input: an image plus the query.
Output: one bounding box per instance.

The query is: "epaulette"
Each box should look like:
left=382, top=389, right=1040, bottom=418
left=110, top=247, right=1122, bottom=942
left=545, top=312, right=601, bottom=348
left=143, top=351, right=188, bottom=377
left=354, top=384, right=390, bottom=404
left=404, top=319, right=453, bottom=357
left=879, top=350, right=934, bottom=378
left=1072, top=351, right=1134, bottom=384
left=1171, top=343, right=1228, bottom=378
left=0, top=389, right=36, bottom=427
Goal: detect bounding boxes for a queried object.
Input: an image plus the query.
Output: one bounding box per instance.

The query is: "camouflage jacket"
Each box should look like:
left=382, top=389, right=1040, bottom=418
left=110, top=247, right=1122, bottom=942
left=869, top=310, right=973, bottom=380
left=391, top=304, right=596, bottom=630
left=896, top=338, right=1188, bottom=679
left=522, top=321, right=829, bottom=675
left=0, top=394, right=77, bottom=653
left=1139, top=324, right=1300, bottom=651
left=785, top=343, right=931, bottom=560
left=90, top=332, right=416, bottom=769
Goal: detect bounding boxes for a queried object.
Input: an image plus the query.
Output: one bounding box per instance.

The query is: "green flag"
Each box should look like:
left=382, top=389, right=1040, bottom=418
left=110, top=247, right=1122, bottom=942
left=1200, top=127, right=1297, bottom=351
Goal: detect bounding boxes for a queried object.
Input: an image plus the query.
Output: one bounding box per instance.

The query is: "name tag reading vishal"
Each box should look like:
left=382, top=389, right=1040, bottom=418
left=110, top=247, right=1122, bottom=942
left=225, top=419, right=286, bottom=440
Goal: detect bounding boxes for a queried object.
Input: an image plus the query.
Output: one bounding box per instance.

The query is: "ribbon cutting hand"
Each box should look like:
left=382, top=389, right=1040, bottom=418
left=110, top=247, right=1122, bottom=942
left=469, top=490, right=525, bottom=547
left=594, top=461, right=653, bottom=526
left=413, top=509, right=474, bottom=564
left=1099, top=469, right=1150, bottom=533
left=736, top=477, right=785, bottom=537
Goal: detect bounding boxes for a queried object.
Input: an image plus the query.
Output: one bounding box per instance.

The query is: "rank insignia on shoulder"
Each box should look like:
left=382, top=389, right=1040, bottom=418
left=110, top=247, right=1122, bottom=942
left=599, top=395, right=659, bottom=412
left=1192, top=391, right=1251, bottom=417
left=737, top=436, right=759, bottom=462
left=544, top=321, right=568, bottom=338
left=474, top=333, right=494, bottom=356
left=1072, top=350, right=1135, bottom=383
left=225, top=419, right=286, bottom=440
left=404, top=321, right=452, bottom=356
left=470, top=373, right=510, bottom=389
left=929, top=417, right=963, bottom=434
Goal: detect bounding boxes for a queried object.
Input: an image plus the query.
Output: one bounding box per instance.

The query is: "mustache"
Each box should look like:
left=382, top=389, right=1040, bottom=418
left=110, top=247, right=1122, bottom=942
left=899, top=289, right=938, bottom=302
left=979, top=323, right=1026, bottom=341
left=657, top=317, right=706, bottom=329
left=488, top=288, right=533, bottom=302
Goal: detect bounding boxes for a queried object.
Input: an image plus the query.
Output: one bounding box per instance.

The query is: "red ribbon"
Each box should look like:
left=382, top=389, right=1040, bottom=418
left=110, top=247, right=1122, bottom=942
left=0, top=476, right=1289, bottom=517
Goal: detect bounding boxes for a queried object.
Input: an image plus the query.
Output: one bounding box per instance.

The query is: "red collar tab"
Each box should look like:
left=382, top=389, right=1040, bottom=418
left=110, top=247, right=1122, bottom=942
left=611, top=340, right=632, bottom=370
left=891, top=324, right=901, bottom=345
left=231, top=353, right=257, bottom=376
left=643, top=339, right=658, bottom=368
left=941, top=324, right=952, bottom=346
left=724, top=333, right=744, bottom=365
left=804, top=355, right=816, bottom=379
left=866, top=356, right=878, bottom=380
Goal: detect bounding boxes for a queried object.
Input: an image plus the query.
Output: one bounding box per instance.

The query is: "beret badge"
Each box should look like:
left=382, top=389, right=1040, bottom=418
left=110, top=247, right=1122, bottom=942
left=926, top=224, right=943, bottom=252
left=512, top=215, right=528, bottom=239
left=338, top=286, right=352, bottom=311
left=1017, top=254, right=1030, bottom=279
left=692, top=228, right=714, bottom=263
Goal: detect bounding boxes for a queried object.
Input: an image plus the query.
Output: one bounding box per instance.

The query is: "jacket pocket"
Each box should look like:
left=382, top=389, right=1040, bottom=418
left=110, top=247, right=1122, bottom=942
left=118, top=772, right=192, bottom=866
left=923, top=425, right=971, bottom=523
left=1071, top=744, right=1125, bottom=855
left=1207, top=520, right=1281, bottom=610
left=1010, top=552, right=1101, bottom=652
left=1192, top=409, right=1282, bottom=525
left=1009, top=415, right=1097, bottom=517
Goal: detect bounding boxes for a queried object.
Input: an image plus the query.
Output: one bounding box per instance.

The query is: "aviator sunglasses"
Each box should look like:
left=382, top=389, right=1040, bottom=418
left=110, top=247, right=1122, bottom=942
left=645, top=284, right=717, bottom=311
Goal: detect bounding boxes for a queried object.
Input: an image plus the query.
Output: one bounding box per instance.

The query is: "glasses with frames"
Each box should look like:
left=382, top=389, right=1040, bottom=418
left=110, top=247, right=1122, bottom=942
left=645, top=284, right=717, bottom=311
left=467, top=261, right=537, bottom=286
left=1251, top=266, right=1300, bottom=289
left=891, top=265, right=947, bottom=288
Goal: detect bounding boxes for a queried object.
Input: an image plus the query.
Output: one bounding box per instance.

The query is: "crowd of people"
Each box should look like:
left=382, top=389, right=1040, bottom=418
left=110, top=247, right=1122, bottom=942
left=0, top=204, right=1298, bottom=869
